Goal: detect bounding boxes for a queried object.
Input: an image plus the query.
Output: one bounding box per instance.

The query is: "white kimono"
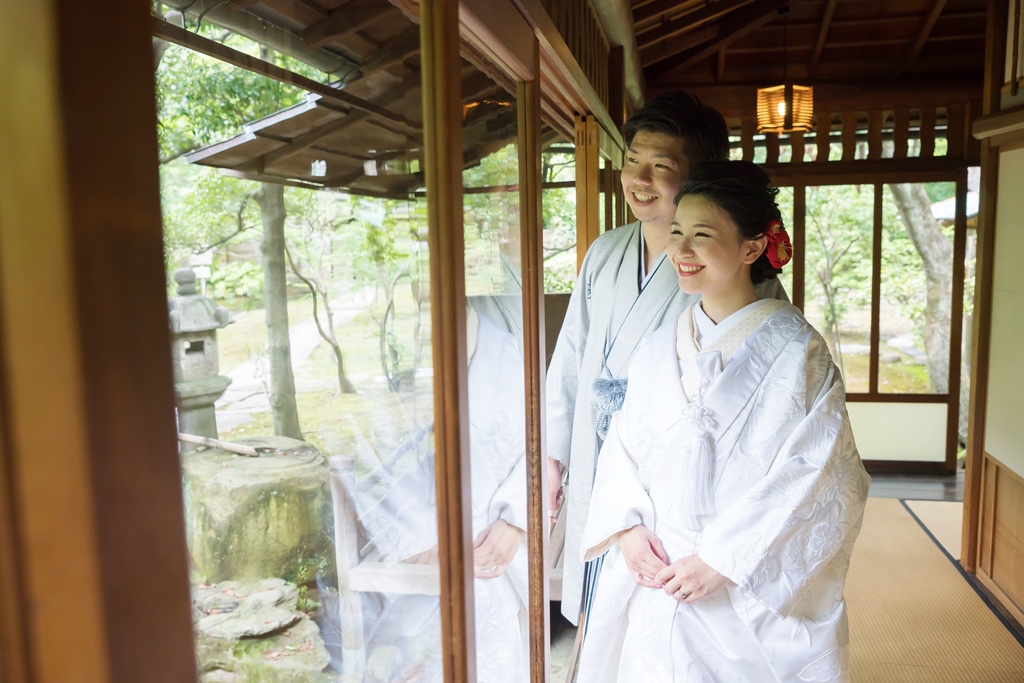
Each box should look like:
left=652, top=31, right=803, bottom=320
left=547, top=221, right=788, bottom=622
left=339, top=309, right=529, bottom=683
left=579, top=302, right=870, bottom=683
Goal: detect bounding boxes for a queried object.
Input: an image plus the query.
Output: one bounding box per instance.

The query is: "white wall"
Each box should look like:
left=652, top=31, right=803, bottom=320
left=984, top=146, right=1024, bottom=477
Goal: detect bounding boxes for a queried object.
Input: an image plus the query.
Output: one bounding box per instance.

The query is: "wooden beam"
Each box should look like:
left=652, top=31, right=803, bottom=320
left=645, top=0, right=792, bottom=81
left=902, top=0, right=949, bottom=73
left=634, top=0, right=706, bottom=26
left=151, top=17, right=420, bottom=131
left=300, top=0, right=385, bottom=50
left=293, top=0, right=330, bottom=19
left=637, top=0, right=754, bottom=48
left=716, top=48, right=727, bottom=81
left=767, top=160, right=972, bottom=187
left=809, top=0, right=837, bottom=77
left=640, top=25, right=717, bottom=68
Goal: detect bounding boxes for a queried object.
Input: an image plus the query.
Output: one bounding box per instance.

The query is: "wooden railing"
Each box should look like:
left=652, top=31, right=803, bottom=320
left=728, top=103, right=982, bottom=171
left=538, top=0, right=610, bottom=111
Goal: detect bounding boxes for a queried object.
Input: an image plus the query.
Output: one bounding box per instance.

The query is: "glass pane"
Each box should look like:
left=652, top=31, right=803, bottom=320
left=543, top=141, right=577, bottom=294
left=880, top=183, right=955, bottom=394
left=461, top=74, right=531, bottom=680
left=803, top=184, right=875, bottom=392
left=157, top=3, right=448, bottom=680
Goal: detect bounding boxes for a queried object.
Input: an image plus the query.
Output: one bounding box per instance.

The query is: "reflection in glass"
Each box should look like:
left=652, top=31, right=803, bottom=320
left=880, top=183, right=954, bottom=394
left=803, top=185, right=874, bottom=392
left=156, top=0, right=476, bottom=679
left=462, top=88, right=530, bottom=680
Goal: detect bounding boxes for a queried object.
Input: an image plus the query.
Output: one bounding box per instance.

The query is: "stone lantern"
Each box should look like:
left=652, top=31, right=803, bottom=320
left=169, top=267, right=232, bottom=446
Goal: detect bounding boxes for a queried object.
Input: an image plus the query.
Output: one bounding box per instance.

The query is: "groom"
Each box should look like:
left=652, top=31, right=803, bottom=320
left=545, top=92, right=788, bottom=626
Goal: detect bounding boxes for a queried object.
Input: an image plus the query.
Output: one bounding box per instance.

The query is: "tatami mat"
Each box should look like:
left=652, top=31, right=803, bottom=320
left=846, top=498, right=1024, bottom=681
left=904, top=499, right=965, bottom=560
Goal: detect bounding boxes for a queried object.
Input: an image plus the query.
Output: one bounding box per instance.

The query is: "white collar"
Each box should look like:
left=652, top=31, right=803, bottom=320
left=693, top=298, right=771, bottom=347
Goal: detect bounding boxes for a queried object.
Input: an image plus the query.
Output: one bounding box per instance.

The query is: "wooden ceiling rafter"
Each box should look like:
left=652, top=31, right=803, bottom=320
left=903, top=0, right=949, bottom=73
left=644, top=0, right=791, bottom=81
left=809, top=0, right=836, bottom=77
left=716, top=48, right=727, bottom=81
left=300, top=0, right=389, bottom=50
left=152, top=17, right=420, bottom=131
left=633, top=0, right=706, bottom=28
left=640, top=25, right=718, bottom=67
left=636, top=0, right=755, bottom=50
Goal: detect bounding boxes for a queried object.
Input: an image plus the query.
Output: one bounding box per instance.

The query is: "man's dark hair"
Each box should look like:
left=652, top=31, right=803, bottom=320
left=622, top=92, right=729, bottom=163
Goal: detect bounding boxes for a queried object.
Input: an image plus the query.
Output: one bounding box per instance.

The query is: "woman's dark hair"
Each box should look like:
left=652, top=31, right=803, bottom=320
left=673, top=160, right=783, bottom=284
left=622, top=92, right=729, bottom=163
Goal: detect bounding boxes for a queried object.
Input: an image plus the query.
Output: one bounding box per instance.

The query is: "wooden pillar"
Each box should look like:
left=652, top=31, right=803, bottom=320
left=764, top=132, right=780, bottom=165
left=893, top=109, right=911, bottom=159
left=790, top=131, right=805, bottom=164
left=740, top=115, right=755, bottom=162
left=517, top=39, right=551, bottom=683
left=962, top=0, right=1009, bottom=574
left=422, top=0, right=476, bottom=679
left=841, top=110, right=857, bottom=161
left=947, top=102, right=965, bottom=158
left=815, top=108, right=831, bottom=162
left=920, top=106, right=937, bottom=158
left=0, top=1, right=196, bottom=681
left=575, top=115, right=601, bottom=272
left=867, top=110, right=883, bottom=160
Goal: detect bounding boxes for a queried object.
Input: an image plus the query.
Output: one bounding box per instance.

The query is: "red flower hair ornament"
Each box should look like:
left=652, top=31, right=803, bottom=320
left=764, top=219, right=793, bottom=269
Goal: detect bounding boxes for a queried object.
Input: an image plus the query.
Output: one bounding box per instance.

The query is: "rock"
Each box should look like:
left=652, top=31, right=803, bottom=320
left=194, top=579, right=333, bottom=683
left=182, top=436, right=333, bottom=584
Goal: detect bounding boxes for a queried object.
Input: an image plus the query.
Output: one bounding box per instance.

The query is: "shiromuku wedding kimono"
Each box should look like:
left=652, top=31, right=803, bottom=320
left=579, top=299, right=870, bottom=683
left=337, top=307, right=528, bottom=682
left=547, top=221, right=788, bottom=622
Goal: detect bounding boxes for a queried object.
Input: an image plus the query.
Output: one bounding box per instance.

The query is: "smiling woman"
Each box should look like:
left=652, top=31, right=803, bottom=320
left=577, top=160, right=870, bottom=682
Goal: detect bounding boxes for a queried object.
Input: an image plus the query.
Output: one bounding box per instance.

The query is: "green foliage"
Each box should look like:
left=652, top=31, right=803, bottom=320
left=804, top=184, right=875, bottom=354
left=156, top=32, right=319, bottom=163
left=209, top=260, right=266, bottom=303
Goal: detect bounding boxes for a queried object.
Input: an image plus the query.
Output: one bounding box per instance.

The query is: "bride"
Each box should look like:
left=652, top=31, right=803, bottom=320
left=578, top=160, right=870, bottom=682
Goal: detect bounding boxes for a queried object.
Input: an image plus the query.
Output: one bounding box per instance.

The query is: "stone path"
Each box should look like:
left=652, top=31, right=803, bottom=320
left=215, top=287, right=373, bottom=432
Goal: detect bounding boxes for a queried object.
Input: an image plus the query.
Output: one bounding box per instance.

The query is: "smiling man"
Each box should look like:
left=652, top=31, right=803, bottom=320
left=545, top=93, right=788, bottom=628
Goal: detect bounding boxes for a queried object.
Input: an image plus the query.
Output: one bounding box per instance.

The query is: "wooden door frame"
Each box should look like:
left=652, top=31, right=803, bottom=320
left=0, top=2, right=197, bottom=681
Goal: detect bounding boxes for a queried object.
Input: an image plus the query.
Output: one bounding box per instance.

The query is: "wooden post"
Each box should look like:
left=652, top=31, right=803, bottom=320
left=867, top=110, right=883, bottom=160
left=841, top=110, right=857, bottom=161
left=740, top=115, right=755, bottom=161
left=764, top=132, right=780, bottom=165
left=894, top=109, right=911, bottom=159
left=815, top=108, right=831, bottom=162
left=422, top=0, right=476, bottom=679
left=920, top=106, right=937, bottom=158
left=947, top=103, right=965, bottom=158
left=518, top=39, right=551, bottom=683
left=790, top=131, right=805, bottom=164
left=0, top=1, right=197, bottom=681
left=962, top=0, right=1009, bottom=574
left=792, top=178, right=806, bottom=310
left=575, top=115, right=601, bottom=272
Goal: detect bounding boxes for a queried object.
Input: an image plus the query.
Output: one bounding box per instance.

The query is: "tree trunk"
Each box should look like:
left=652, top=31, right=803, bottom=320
left=256, top=182, right=303, bottom=439
left=889, top=183, right=953, bottom=393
